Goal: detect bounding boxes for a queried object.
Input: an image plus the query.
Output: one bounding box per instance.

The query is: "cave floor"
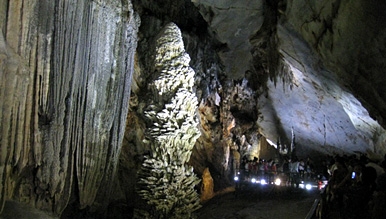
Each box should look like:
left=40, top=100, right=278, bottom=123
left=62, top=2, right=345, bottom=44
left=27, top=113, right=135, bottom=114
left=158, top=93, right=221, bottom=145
left=0, top=200, right=57, bottom=219
left=0, top=185, right=320, bottom=219
left=194, top=185, right=320, bottom=219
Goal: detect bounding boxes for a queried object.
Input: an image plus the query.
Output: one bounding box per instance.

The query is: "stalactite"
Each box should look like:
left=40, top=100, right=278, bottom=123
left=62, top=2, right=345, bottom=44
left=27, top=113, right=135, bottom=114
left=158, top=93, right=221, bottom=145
left=0, top=0, right=139, bottom=215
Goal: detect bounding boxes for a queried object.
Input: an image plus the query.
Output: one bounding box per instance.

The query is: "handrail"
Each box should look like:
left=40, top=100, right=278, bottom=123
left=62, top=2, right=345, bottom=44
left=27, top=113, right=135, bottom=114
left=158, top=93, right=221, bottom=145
left=305, top=198, right=320, bottom=219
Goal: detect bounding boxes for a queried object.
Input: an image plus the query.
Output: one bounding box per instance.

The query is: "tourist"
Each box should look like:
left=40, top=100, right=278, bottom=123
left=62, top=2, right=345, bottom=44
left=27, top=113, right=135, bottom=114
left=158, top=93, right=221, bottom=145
left=289, top=157, right=300, bottom=188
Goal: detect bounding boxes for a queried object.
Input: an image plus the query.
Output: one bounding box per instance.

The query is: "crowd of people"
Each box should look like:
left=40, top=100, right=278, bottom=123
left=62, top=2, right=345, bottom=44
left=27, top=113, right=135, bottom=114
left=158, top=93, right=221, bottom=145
left=237, top=155, right=315, bottom=187
left=317, top=153, right=386, bottom=219
left=234, top=152, right=386, bottom=218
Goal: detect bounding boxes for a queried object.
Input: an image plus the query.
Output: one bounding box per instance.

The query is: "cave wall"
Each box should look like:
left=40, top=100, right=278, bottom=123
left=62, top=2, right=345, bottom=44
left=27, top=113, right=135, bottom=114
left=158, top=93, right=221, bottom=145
left=262, top=0, right=386, bottom=157
left=0, top=0, right=139, bottom=216
left=285, top=0, right=386, bottom=128
left=191, top=0, right=386, bottom=159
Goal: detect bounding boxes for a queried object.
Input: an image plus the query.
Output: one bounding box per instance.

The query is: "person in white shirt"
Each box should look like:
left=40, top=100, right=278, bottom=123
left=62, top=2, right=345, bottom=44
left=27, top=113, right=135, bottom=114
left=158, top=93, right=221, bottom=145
left=289, top=157, right=300, bottom=188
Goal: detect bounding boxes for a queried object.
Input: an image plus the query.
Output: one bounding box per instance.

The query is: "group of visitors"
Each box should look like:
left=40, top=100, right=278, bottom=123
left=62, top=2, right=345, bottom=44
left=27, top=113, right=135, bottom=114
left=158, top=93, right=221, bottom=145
left=237, top=155, right=315, bottom=186
left=233, top=150, right=386, bottom=218
left=280, top=156, right=315, bottom=188
left=239, top=157, right=278, bottom=183
left=318, top=153, right=386, bottom=219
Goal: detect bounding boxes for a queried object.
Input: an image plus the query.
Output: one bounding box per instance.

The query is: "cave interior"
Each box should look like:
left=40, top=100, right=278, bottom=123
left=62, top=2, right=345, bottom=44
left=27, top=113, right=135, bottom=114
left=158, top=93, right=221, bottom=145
left=0, top=0, right=386, bottom=218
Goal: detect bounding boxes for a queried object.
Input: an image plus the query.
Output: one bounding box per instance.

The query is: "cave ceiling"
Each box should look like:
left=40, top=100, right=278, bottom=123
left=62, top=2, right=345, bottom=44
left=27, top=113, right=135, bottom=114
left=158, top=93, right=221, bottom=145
left=135, top=0, right=386, bottom=159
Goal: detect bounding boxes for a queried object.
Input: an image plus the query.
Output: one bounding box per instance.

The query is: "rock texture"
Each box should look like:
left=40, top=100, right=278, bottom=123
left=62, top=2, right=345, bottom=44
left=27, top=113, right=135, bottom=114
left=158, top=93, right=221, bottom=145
left=135, top=22, right=201, bottom=219
left=0, top=0, right=139, bottom=216
left=191, top=0, right=386, bottom=158
left=274, top=0, right=386, bottom=156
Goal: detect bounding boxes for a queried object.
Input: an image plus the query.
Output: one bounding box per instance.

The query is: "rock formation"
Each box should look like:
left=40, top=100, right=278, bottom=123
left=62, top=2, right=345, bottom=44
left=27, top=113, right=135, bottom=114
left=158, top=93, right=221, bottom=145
left=1, top=0, right=139, bottom=217
left=135, top=22, right=201, bottom=219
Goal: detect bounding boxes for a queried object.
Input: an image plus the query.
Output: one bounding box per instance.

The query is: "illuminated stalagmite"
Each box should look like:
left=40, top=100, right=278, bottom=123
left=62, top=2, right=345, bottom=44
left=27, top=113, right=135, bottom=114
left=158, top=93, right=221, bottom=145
left=136, top=22, right=201, bottom=219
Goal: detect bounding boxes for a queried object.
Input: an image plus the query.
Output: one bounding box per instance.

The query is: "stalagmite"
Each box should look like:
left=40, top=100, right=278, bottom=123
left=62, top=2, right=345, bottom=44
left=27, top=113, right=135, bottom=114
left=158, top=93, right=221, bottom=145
left=136, top=22, right=201, bottom=219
